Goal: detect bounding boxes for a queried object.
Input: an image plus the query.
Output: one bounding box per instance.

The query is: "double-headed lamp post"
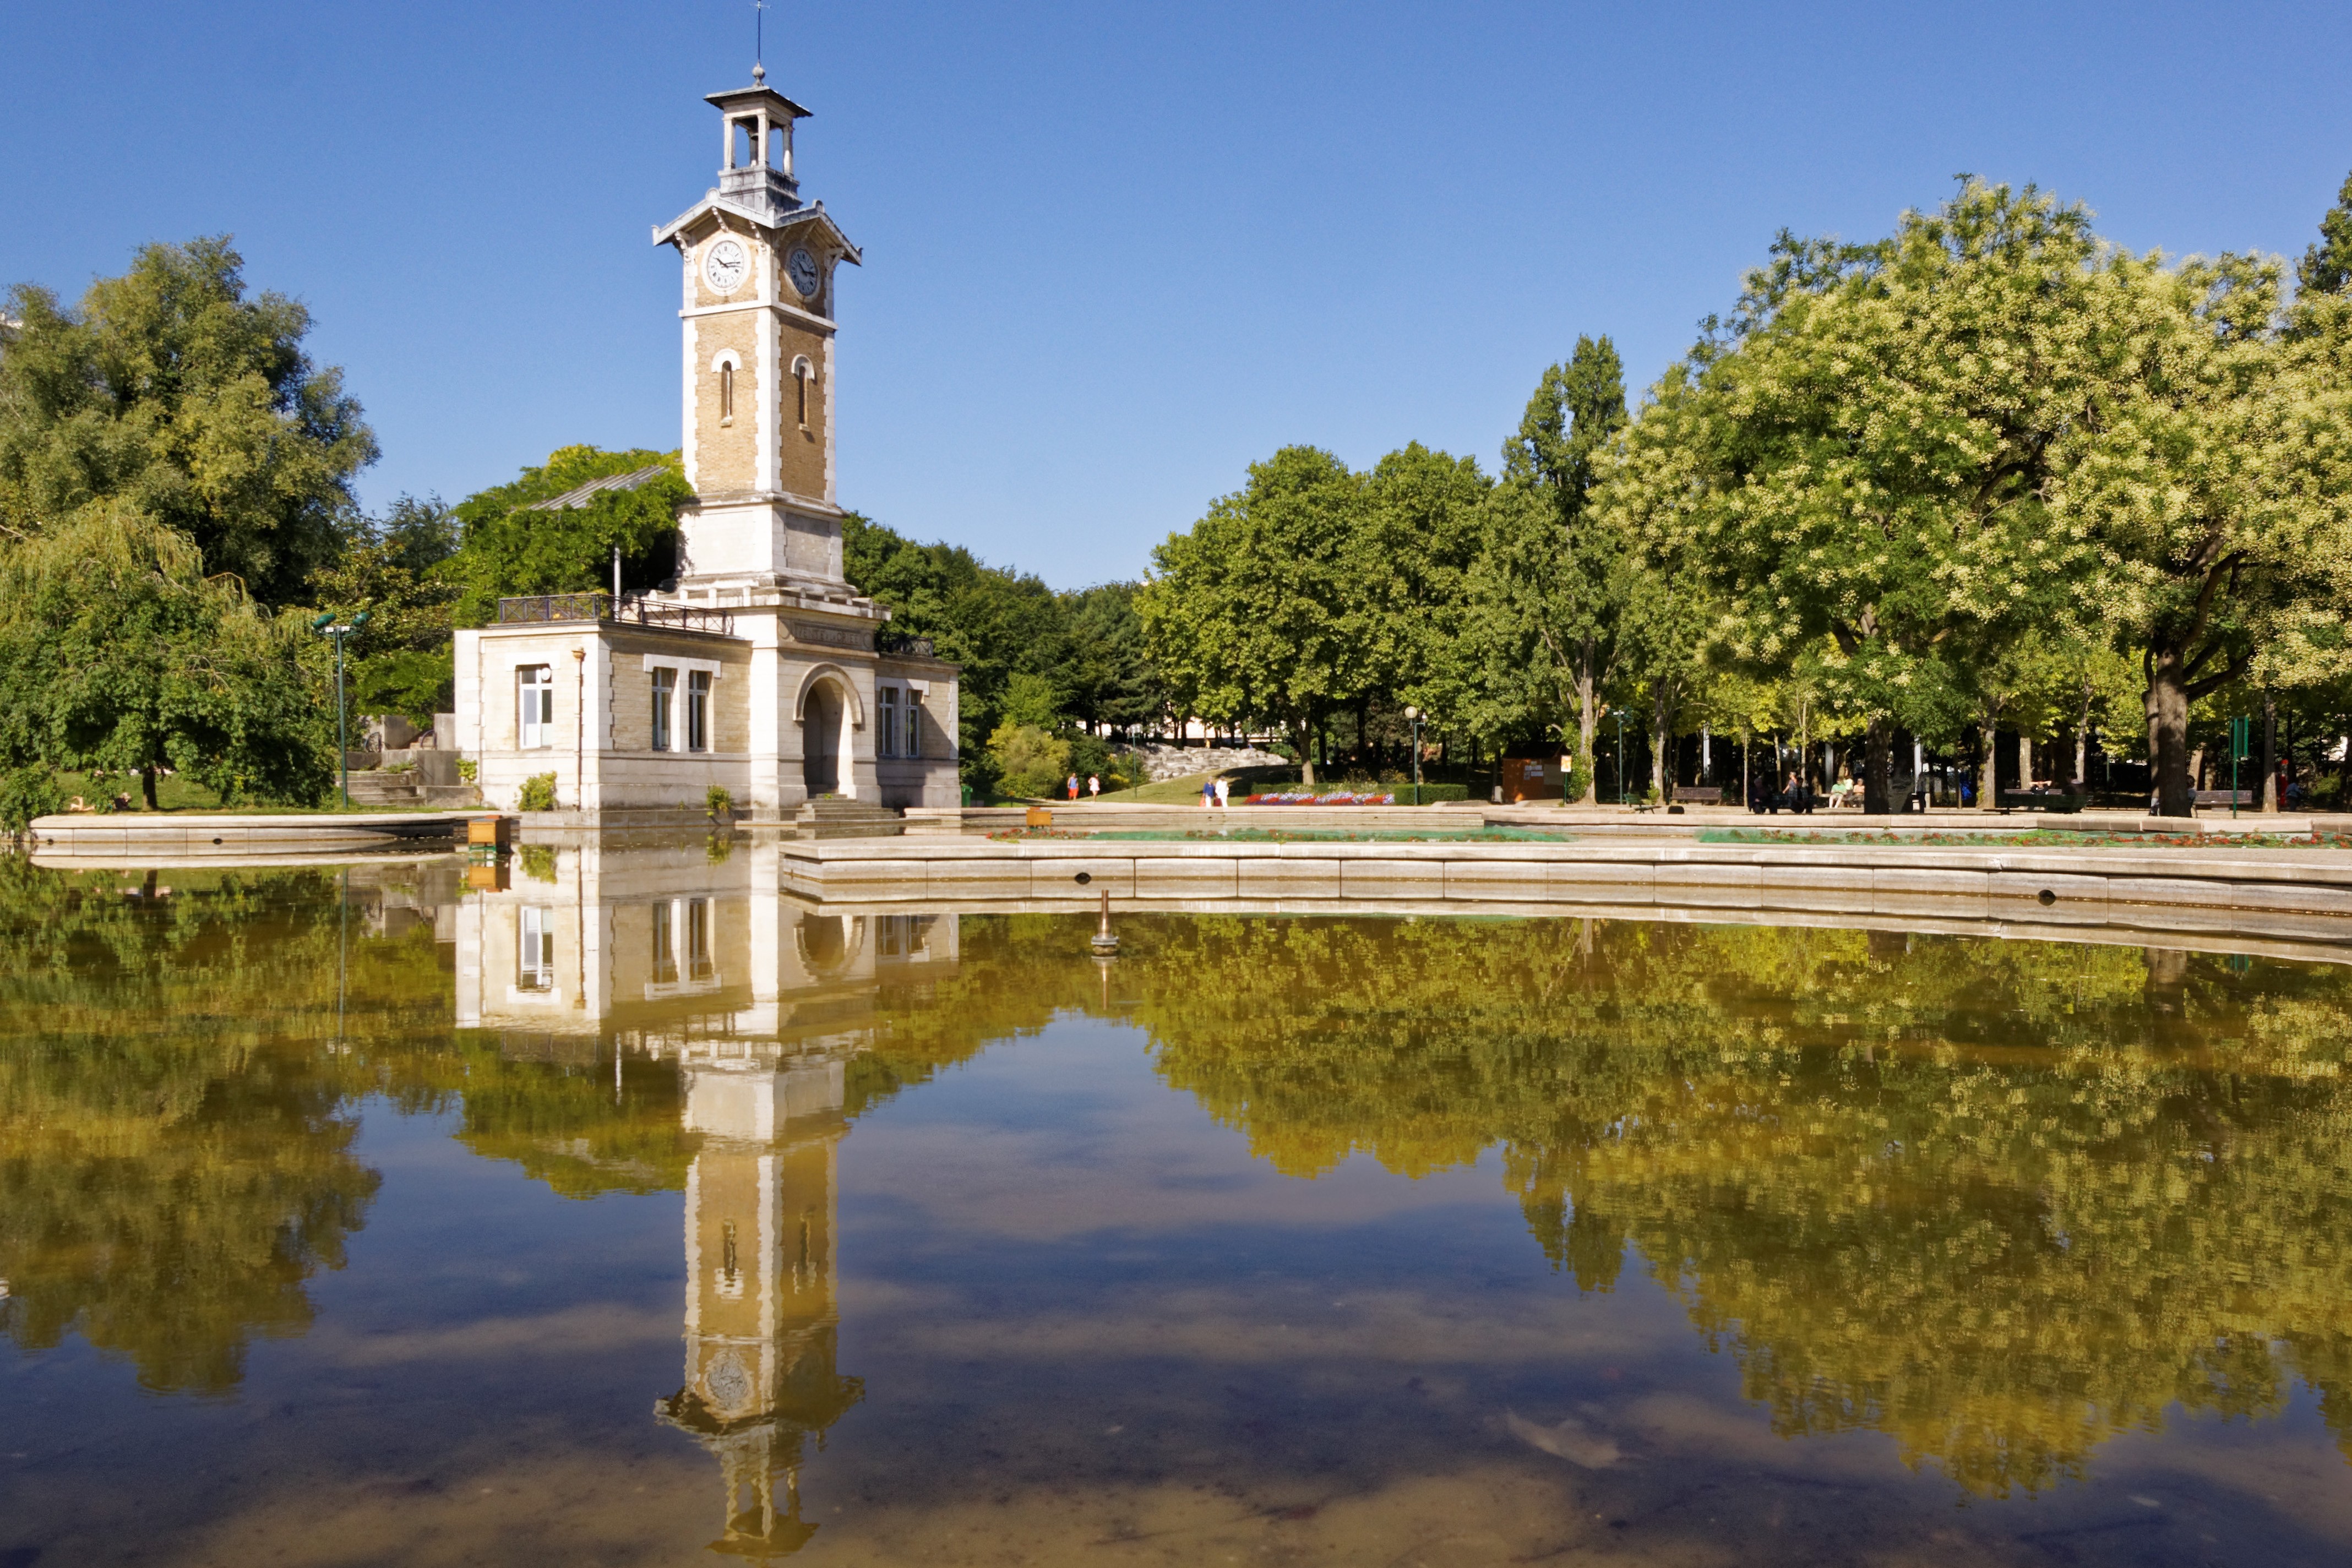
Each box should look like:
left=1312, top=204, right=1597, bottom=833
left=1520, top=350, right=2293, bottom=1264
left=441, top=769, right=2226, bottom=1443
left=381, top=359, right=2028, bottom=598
left=1403, top=706, right=1425, bottom=805
left=310, top=610, right=371, bottom=807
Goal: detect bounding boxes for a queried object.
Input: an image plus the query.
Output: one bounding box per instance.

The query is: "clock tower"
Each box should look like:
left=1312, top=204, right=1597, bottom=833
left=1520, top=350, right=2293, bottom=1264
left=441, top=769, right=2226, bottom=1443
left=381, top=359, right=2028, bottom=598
left=452, top=70, right=961, bottom=818
left=653, top=68, right=862, bottom=595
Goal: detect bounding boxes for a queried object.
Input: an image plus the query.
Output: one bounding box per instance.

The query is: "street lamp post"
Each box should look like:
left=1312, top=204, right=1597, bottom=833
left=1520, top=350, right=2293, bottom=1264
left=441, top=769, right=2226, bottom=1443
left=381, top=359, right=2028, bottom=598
left=1614, top=708, right=1626, bottom=805
left=1403, top=706, right=1424, bottom=805
left=311, top=610, right=371, bottom=808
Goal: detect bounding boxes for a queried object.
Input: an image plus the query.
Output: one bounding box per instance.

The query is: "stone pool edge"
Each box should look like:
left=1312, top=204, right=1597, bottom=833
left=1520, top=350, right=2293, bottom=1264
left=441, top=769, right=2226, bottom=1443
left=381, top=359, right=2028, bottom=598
left=780, top=836, right=2352, bottom=946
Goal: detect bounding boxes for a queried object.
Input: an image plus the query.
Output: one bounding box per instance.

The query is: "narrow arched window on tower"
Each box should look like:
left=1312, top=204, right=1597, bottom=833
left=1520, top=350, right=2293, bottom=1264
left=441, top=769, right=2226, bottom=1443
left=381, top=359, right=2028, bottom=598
left=719, top=363, right=734, bottom=426
left=792, top=356, right=813, bottom=432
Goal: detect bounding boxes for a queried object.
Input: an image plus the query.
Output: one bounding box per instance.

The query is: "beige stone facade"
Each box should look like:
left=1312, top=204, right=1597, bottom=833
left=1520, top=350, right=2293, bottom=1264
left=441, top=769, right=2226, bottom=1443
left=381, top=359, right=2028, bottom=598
left=453, top=74, right=961, bottom=815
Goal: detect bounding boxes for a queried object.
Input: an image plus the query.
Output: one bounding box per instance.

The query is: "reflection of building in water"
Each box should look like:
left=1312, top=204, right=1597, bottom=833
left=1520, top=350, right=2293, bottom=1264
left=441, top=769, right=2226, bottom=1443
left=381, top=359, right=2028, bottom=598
left=450, top=841, right=955, bottom=1555
left=655, top=1052, right=860, bottom=1557
left=453, top=839, right=955, bottom=1051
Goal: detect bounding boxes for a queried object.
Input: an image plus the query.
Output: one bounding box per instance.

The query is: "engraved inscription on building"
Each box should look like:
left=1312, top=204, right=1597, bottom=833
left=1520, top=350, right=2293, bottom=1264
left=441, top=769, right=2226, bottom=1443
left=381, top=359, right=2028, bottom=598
left=787, top=621, right=873, bottom=651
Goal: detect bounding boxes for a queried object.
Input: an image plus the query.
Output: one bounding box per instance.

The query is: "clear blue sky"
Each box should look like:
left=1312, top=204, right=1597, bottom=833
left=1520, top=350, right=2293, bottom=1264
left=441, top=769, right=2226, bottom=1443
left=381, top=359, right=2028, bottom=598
left=6, top=2, right=2350, bottom=589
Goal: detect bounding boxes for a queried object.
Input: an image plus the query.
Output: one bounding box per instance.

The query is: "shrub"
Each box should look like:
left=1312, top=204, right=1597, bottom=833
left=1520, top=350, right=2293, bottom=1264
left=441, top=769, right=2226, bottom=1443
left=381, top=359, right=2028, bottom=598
left=456, top=758, right=477, bottom=783
left=986, top=722, right=1072, bottom=799
left=518, top=771, right=558, bottom=811
left=706, top=783, right=734, bottom=817
left=516, top=844, right=558, bottom=883
left=0, top=767, right=65, bottom=834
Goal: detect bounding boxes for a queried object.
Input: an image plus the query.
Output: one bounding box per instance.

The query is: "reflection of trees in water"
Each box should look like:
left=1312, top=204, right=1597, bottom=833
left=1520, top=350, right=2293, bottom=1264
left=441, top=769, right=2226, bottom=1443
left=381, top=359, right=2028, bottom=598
left=0, top=861, right=703, bottom=1392
left=13, top=866, right=2352, bottom=1497
left=1086, top=915, right=2352, bottom=1496
left=0, top=863, right=391, bottom=1392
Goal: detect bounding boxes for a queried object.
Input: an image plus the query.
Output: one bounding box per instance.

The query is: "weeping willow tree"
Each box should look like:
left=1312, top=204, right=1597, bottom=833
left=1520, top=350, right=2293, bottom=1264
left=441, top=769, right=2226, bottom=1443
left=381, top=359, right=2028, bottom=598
left=0, top=500, right=333, bottom=816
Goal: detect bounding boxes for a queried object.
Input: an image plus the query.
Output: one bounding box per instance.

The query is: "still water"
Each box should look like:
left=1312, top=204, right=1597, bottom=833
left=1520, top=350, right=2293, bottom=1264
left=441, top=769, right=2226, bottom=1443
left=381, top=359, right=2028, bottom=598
left=5, top=845, right=2352, bottom=1566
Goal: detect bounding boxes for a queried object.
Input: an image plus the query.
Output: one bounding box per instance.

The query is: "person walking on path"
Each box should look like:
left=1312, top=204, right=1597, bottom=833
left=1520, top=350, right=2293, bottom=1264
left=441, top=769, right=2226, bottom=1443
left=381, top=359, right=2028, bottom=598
left=1066, top=774, right=1080, bottom=801
left=1214, top=776, right=1232, bottom=809
left=1201, top=775, right=1217, bottom=809
left=1087, top=775, right=1101, bottom=799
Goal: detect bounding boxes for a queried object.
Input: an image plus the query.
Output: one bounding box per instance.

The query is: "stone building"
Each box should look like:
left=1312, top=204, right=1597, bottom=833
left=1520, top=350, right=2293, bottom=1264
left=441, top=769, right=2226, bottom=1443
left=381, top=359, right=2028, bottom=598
left=454, top=70, right=960, bottom=816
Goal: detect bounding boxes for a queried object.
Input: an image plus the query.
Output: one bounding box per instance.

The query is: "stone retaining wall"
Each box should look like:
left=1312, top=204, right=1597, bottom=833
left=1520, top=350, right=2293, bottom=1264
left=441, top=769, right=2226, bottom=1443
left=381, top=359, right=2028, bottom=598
left=28, top=812, right=480, bottom=857
left=779, top=837, right=2352, bottom=945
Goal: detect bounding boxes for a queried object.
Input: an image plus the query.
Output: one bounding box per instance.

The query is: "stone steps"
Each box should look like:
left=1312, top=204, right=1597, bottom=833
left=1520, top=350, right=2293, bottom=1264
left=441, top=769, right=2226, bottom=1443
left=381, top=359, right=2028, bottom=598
left=343, top=771, right=481, bottom=808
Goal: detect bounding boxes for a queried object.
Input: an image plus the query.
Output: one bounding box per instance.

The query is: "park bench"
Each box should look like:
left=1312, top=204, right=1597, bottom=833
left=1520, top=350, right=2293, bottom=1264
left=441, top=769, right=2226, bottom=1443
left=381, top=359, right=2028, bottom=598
left=2192, top=789, right=2253, bottom=809
left=1671, top=785, right=1729, bottom=805
left=1998, top=790, right=2087, bottom=813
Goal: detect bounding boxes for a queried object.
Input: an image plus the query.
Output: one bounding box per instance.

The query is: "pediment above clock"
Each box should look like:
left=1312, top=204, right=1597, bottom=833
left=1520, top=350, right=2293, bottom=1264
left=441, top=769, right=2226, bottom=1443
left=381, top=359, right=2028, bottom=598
left=654, top=197, right=861, bottom=267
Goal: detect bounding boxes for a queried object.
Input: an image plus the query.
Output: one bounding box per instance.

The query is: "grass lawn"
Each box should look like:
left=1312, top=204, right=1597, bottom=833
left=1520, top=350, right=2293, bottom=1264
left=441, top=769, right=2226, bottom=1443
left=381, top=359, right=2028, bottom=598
left=1086, top=766, right=1319, bottom=805
left=49, top=771, right=447, bottom=816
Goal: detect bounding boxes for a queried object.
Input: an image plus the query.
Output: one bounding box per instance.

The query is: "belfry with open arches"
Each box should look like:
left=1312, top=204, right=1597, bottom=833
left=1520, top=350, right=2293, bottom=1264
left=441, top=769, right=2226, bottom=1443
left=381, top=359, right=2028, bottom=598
left=452, top=71, right=961, bottom=816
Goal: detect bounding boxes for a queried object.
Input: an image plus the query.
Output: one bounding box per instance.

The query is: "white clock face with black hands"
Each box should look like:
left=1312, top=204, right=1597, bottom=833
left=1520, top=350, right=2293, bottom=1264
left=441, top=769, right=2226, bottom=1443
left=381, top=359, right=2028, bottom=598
left=703, top=238, right=749, bottom=295
left=787, top=247, right=821, bottom=300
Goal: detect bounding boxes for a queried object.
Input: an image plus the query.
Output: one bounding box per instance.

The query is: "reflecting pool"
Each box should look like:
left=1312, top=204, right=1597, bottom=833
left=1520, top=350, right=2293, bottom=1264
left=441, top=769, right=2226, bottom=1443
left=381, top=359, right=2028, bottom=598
left=6, top=844, right=2352, bottom=1565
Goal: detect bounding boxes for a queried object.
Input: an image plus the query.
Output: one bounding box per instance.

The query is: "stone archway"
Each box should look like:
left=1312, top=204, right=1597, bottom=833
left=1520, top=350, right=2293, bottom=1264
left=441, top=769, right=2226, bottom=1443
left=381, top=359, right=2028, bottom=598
left=803, top=681, right=843, bottom=796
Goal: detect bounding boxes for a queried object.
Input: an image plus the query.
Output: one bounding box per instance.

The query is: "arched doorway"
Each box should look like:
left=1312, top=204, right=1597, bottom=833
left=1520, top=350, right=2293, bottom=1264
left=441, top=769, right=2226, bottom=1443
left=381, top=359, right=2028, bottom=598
left=803, top=681, right=842, bottom=796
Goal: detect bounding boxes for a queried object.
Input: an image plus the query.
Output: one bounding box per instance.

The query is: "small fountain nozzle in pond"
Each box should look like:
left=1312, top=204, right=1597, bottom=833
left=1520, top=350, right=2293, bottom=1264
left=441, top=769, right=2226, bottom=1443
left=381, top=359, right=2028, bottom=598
left=1091, top=886, right=1119, bottom=955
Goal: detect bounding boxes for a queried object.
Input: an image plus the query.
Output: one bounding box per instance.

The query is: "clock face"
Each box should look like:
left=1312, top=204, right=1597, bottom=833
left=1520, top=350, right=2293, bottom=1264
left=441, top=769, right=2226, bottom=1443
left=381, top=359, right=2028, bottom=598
left=703, top=238, right=749, bottom=295
left=786, top=247, right=822, bottom=301
left=704, top=1351, right=752, bottom=1411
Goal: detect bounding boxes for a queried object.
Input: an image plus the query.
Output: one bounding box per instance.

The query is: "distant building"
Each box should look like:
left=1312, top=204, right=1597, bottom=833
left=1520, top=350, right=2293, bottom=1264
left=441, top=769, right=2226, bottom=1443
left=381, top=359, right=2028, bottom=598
left=453, top=70, right=960, bottom=815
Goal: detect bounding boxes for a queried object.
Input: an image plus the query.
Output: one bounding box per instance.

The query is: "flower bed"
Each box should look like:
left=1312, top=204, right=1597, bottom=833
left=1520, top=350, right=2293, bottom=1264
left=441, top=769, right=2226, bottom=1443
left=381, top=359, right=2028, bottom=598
left=1241, top=791, right=1396, bottom=805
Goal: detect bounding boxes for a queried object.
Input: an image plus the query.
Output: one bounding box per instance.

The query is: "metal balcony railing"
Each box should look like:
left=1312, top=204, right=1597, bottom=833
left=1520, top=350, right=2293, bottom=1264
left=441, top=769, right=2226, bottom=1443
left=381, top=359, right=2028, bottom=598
left=495, top=593, right=736, bottom=636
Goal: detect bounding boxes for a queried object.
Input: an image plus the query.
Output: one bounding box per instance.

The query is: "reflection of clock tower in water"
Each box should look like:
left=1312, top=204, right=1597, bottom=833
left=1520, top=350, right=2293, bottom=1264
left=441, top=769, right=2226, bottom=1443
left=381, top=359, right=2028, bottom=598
left=655, top=1043, right=863, bottom=1558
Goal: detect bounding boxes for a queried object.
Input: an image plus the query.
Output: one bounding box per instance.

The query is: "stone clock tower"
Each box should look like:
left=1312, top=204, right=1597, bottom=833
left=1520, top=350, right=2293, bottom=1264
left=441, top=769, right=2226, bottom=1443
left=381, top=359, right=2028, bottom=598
left=653, top=69, right=861, bottom=593
left=450, top=70, right=962, bottom=818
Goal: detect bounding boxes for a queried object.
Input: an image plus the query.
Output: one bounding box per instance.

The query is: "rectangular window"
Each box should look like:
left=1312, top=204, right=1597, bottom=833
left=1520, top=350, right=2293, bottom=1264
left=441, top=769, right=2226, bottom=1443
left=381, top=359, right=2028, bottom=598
left=651, top=901, right=677, bottom=986
left=651, top=668, right=676, bottom=752
left=878, top=686, right=900, bottom=758
left=686, top=898, right=712, bottom=981
left=687, top=670, right=710, bottom=752
left=518, top=906, right=554, bottom=992
left=902, top=690, right=920, bottom=759
left=518, top=666, right=553, bottom=749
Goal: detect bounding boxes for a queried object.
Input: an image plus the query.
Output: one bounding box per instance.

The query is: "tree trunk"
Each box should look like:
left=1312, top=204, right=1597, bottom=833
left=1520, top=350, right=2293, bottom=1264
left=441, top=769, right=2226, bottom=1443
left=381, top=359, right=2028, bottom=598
left=2019, top=733, right=2033, bottom=787
left=140, top=765, right=159, bottom=812
left=2261, top=692, right=2279, bottom=812
left=1291, top=715, right=1317, bottom=787
left=1978, top=709, right=1999, bottom=812
left=2076, top=679, right=2093, bottom=789
left=1575, top=639, right=1598, bottom=804
left=2146, top=648, right=2194, bottom=818
left=1649, top=688, right=1670, bottom=802
left=1863, top=717, right=1895, bottom=815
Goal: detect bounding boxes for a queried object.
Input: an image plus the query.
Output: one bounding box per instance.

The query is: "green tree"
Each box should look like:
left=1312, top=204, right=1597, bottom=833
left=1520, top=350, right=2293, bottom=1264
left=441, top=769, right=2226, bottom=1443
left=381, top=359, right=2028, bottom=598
left=1138, top=446, right=1375, bottom=785
left=2299, top=169, right=2352, bottom=299
left=1632, top=184, right=2127, bottom=813
left=1059, top=580, right=1163, bottom=739
left=842, top=511, right=1074, bottom=777
left=0, top=502, right=331, bottom=808
left=1359, top=442, right=1490, bottom=744
left=2060, top=254, right=2352, bottom=814
left=1474, top=337, right=1628, bottom=800
left=0, top=238, right=377, bottom=605
left=444, top=445, right=689, bottom=626
left=306, top=496, right=461, bottom=724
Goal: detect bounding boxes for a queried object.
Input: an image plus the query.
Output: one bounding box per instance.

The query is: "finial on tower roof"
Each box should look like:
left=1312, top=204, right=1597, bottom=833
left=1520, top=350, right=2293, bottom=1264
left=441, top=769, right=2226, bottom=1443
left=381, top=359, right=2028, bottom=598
left=753, top=0, right=769, bottom=84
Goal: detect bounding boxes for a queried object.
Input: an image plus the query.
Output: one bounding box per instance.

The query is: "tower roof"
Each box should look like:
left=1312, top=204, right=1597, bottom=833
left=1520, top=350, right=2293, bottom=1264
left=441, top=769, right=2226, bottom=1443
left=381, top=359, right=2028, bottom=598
left=705, top=83, right=812, bottom=122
